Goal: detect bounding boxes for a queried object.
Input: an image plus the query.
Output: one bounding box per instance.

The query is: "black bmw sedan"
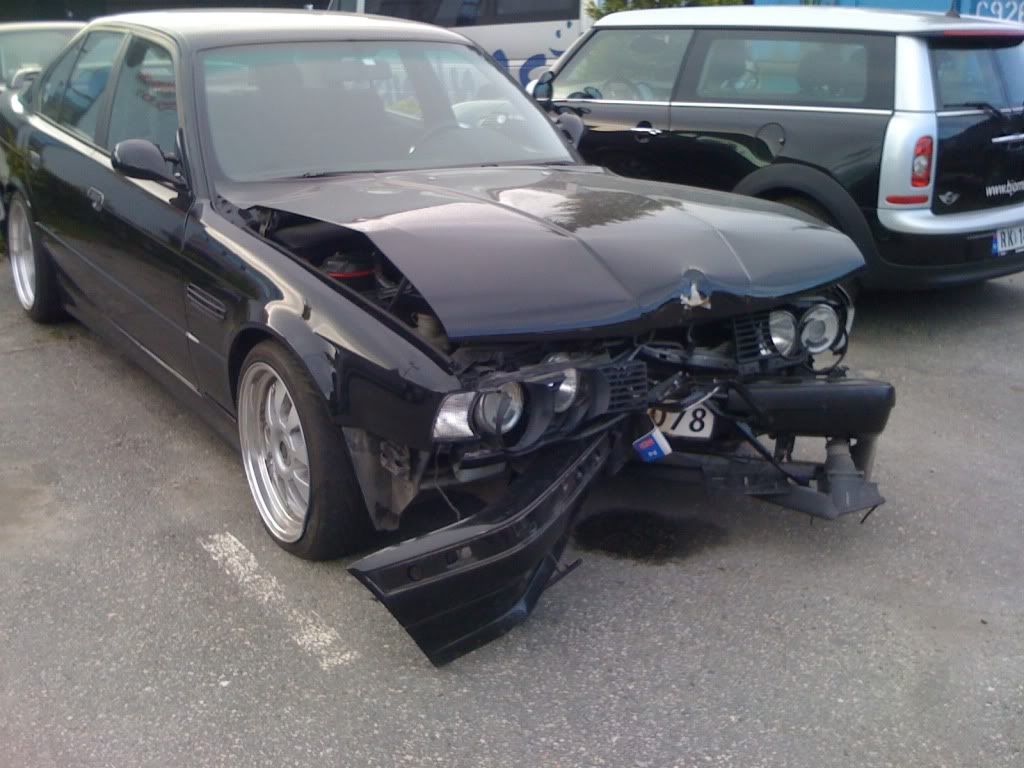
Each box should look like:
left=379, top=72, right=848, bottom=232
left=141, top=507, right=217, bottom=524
left=0, top=10, right=894, bottom=664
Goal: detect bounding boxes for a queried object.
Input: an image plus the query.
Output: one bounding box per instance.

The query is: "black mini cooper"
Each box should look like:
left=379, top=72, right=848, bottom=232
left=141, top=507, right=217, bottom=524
left=1, top=10, right=893, bottom=663
left=532, top=6, right=1024, bottom=290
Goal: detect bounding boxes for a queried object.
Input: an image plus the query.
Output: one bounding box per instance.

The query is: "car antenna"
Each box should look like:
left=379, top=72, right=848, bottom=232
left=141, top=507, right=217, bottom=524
left=946, top=0, right=961, bottom=18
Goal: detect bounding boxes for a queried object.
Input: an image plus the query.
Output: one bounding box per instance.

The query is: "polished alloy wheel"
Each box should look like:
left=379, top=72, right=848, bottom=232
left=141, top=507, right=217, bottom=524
left=8, top=199, right=36, bottom=311
left=239, top=362, right=312, bottom=543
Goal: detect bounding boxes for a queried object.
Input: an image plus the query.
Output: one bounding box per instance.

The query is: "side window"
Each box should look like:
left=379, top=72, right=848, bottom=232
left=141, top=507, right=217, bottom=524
left=39, top=40, right=83, bottom=122
left=60, top=31, right=125, bottom=142
left=553, top=29, right=692, bottom=102
left=107, top=38, right=179, bottom=156
left=689, top=31, right=894, bottom=109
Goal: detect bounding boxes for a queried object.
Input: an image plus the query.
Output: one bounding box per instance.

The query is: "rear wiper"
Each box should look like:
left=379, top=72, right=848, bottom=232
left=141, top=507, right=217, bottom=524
left=944, top=101, right=1008, bottom=122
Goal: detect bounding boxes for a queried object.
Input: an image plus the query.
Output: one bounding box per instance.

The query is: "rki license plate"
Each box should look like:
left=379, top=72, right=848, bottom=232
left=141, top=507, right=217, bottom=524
left=995, top=225, right=1024, bottom=256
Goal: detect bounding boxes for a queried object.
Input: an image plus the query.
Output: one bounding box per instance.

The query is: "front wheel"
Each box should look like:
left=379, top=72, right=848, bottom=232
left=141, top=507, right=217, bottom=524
left=237, top=340, right=372, bottom=560
left=6, top=192, right=63, bottom=323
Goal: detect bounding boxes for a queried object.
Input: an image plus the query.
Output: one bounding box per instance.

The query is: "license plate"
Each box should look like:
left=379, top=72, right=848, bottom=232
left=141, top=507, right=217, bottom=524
left=648, top=405, right=715, bottom=440
left=995, top=225, right=1024, bottom=256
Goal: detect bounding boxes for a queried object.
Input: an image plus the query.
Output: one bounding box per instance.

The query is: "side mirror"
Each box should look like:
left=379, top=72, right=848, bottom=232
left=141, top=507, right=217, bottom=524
left=554, top=110, right=585, bottom=148
left=112, top=139, right=179, bottom=186
left=9, top=66, right=41, bottom=90
left=531, top=70, right=554, bottom=102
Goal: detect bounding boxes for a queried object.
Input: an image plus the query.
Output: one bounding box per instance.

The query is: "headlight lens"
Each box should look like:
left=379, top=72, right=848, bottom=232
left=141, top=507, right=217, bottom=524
left=544, top=354, right=579, bottom=413
left=799, top=304, right=841, bottom=354
left=474, top=382, right=525, bottom=435
left=768, top=310, right=798, bottom=357
left=432, top=391, right=477, bottom=440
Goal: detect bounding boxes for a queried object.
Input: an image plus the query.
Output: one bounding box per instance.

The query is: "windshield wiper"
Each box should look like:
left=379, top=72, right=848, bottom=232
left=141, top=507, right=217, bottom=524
left=944, top=101, right=1008, bottom=122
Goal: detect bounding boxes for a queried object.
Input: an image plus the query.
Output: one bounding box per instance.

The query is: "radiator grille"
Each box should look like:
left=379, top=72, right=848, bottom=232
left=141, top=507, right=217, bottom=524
left=732, top=312, right=776, bottom=365
left=601, top=360, right=649, bottom=412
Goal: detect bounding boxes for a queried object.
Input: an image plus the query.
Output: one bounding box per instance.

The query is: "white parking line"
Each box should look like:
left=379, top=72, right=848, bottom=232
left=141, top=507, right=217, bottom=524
left=199, top=532, right=358, bottom=670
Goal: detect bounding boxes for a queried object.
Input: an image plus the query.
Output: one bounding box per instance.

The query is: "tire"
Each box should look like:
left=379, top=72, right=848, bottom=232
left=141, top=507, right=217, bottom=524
left=775, top=195, right=861, bottom=301
left=237, top=340, right=373, bottom=560
left=6, top=192, right=64, bottom=323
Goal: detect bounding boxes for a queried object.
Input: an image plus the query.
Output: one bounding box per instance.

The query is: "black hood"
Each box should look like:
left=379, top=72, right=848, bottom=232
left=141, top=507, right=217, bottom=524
left=222, top=167, right=864, bottom=340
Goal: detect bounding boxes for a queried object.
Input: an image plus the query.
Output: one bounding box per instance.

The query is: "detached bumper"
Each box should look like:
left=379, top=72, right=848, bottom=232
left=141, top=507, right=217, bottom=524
left=348, top=434, right=612, bottom=666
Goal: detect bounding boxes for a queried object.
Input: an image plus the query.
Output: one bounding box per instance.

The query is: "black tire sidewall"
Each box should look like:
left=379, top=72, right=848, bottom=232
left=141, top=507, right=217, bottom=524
left=238, top=340, right=372, bottom=560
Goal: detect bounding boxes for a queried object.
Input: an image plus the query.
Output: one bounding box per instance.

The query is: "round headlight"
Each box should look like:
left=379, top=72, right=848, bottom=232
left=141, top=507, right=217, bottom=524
left=799, top=304, right=841, bottom=354
left=544, top=354, right=579, bottom=414
left=768, top=310, right=798, bottom=357
left=474, top=382, right=524, bottom=435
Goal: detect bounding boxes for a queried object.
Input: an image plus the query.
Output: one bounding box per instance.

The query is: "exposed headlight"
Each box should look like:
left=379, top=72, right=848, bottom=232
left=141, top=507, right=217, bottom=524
left=544, top=354, right=579, bottom=413
left=768, top=310, right=798, bottom=357
left=432, top=391, right=477, bottom=441
left=474, top=382, right=524, bottom=436
left=800, top=304, right=841, bottom=354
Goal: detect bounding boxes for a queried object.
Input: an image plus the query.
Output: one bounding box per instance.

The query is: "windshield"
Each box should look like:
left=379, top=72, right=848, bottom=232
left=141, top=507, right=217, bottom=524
left=0, top=29, right=78, bottom=82
left=930, top=38, right=1024, bottom=110
left=199, top=41, right=574, bottom=182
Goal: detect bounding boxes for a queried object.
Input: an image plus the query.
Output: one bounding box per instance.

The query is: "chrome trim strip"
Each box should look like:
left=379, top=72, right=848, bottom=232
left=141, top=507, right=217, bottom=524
left=937, top=109, right=1024, bottom=118
left=878, top=205, right=1024, bottom=236
left=992, top=133, right=1024, bottom=145
left=669, top=101, right=891, bottom=115
left=557, top=98, right=670, bottom=107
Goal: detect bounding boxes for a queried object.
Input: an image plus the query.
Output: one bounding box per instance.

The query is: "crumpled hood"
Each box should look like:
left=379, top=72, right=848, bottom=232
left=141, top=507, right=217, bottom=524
left=222, top=167, right=864, bottom=339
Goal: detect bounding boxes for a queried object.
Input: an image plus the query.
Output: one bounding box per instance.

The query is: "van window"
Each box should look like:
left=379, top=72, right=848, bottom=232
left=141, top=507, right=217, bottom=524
left=552, top=28, right=692, bottom=102
left=363, top=0, right=577, bottom=27
left=686, top=30, right=894, bottom=110
left=930, top=39, right=1024, bottom=110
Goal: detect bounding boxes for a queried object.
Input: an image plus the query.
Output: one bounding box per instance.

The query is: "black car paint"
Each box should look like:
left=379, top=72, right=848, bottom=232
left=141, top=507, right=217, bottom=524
left=0, top=11, right=893, bottom=665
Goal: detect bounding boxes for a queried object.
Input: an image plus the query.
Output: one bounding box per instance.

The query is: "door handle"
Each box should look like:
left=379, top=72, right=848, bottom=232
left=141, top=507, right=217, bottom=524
left=28, top=150, right=41, bottom=170
left=631, top=125, right=662, bottom=136
left=87, top=187, right=104, bottom=212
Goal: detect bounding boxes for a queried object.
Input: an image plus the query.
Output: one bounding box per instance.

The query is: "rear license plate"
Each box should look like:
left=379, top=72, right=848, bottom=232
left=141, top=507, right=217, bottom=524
left=648, top=405, right=715, bottom=440
left=995, top=225, right=1024, bottom=256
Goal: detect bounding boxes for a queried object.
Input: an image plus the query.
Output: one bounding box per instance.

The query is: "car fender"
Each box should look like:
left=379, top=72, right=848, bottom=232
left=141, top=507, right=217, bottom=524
left=733, top=164, right=880, bottom=271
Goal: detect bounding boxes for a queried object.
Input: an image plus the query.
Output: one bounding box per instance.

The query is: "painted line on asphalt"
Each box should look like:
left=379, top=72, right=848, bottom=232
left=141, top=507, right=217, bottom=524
left=199, top=532, right=358, bottom=670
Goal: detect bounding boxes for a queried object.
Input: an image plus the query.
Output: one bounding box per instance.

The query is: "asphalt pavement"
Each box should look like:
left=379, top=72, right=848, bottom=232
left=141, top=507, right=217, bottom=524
left=1, top=264, right=1022, bottom=768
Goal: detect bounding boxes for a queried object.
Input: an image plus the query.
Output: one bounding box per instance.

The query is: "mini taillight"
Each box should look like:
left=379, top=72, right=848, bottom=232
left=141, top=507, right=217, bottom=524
left=911, top=136, right=933, bottom=188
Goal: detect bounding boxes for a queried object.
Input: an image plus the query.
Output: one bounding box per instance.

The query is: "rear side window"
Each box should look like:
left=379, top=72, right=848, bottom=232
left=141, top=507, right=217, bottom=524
left=39, top=39, right=82, bottom=122
left=930, top=39, right=1024, bottom=110
left=552, top=28, right=692, bottom=102
left=684, top=30, right=895, bottom=110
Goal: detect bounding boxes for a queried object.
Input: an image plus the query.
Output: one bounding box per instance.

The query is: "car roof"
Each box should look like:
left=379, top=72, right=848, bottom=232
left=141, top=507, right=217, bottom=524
left=0, top=22, right=85, bottom=33
left=88, top=9, right=469, bottom=50
left=594, top=6, right=1024, bottom=35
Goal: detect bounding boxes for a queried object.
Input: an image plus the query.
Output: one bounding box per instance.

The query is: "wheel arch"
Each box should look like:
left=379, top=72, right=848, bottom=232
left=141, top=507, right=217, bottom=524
left=733, top=164, right=881, bottom=269
left=227, top=318, right=336, bottom=411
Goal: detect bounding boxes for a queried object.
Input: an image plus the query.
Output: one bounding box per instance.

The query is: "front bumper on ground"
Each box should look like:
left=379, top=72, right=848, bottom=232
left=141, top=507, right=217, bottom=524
left=348, top=434, right=612, bottom=666
left=350, top=374, right=895, bottom=664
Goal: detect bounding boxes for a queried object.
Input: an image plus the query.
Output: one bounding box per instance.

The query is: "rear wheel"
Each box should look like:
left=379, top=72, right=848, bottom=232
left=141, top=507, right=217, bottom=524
left=6, top=192, right=63, bottom=323
left=775, top=195, right=861, bottom=300
left=237, top=340, right=372, bottom=560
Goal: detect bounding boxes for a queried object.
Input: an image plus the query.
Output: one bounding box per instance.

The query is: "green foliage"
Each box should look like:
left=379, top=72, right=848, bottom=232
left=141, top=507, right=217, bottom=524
left=585, top=0, right=746, bottom=21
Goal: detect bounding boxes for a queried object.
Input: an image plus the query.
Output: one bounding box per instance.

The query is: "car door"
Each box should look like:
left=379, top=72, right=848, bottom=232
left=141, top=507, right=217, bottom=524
left=94, top=34, right=194, bottom=380
left=547, top=27, right=690, bottom=180
left=26, top=29, right=126, bottom=307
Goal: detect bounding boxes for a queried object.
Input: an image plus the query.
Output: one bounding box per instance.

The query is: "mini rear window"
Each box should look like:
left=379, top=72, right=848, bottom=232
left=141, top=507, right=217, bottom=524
left=681, top=30, right=895, bottom=110
left=930, top=38, right=1024, bottom=110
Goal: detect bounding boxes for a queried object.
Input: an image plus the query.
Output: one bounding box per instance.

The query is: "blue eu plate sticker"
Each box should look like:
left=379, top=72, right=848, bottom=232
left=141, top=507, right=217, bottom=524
left=632, top=426, right=672, bottom=463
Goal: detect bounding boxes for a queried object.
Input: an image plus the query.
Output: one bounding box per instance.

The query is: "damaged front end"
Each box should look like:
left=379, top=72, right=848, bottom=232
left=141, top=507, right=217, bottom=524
left=334, top=290, right=894, bottom=665
left=222, top=172, right=895, bottom=664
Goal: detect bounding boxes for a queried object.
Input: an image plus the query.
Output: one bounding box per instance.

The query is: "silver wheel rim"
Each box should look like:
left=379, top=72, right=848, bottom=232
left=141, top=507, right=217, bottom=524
left=238, top=362, right=312, bottom=543
left=8, top=200, right=36, bottom=311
